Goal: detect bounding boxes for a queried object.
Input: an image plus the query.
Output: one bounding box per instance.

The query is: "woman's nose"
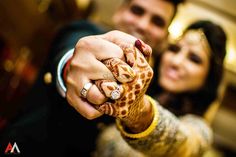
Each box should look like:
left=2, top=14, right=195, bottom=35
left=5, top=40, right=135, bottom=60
left=170, top=49, right=187, bottom=66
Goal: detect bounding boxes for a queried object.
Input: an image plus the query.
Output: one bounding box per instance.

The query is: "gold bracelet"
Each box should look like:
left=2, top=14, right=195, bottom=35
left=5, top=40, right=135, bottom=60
left=116, top=95, right=159, bottom=139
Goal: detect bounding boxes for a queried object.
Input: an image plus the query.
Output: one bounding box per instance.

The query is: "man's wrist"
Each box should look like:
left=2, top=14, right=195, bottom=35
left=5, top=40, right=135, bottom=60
left=56, top=48, right=74, bottom=97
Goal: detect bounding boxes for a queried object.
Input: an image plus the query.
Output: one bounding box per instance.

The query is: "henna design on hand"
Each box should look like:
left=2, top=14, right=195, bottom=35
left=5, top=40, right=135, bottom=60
left=95, top=42, right=153, bottom=122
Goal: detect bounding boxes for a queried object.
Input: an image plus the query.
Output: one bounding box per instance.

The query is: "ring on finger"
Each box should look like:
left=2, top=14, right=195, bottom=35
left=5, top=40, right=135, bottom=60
left=110, top=85, right=121, bottom=100
left=80, top=82, right=93, bottom=99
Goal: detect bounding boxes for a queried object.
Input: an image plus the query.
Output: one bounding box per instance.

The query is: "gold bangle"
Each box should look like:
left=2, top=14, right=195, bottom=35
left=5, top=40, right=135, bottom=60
left=116, top=95, right=159, bottom=139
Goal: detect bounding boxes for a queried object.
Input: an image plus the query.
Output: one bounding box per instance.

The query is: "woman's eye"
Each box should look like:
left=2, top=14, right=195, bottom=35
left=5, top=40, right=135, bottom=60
left=168, top=43, right=180, bottom=53
left=130, top=5, right=144, bottom=16
left=188, top=52, right=203, bottom=64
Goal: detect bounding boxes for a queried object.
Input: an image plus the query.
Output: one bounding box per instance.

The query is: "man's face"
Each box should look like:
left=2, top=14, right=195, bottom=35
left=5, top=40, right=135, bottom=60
left=113, top=0, right=175, bottom=52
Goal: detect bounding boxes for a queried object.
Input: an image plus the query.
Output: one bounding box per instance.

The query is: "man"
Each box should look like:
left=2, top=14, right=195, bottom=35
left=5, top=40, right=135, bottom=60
left=0, top=0, right=184, bottom=156
left=62, top=0, right=184, bottom=119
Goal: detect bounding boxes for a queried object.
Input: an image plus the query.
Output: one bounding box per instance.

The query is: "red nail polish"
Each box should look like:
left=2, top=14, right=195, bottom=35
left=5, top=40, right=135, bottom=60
left=135, top=39, right=143, bottom=52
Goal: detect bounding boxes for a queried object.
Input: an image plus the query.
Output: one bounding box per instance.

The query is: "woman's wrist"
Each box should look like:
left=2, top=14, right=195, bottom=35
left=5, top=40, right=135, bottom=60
left=120, top=95, right=154, bottom=133
left=116, top=95, right=159, bottom=138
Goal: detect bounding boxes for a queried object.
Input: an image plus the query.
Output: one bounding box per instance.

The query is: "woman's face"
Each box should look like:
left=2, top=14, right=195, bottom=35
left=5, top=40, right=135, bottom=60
left=159, top=30, right=211, bottom=93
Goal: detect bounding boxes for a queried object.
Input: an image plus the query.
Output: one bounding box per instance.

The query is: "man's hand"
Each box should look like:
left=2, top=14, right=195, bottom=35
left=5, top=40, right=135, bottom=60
left=65, top=31, right=151, bottom=119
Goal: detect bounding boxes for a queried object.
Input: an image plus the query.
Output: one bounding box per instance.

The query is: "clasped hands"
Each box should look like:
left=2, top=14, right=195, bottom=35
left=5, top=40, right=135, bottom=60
left=65, top=31, right=154, bottom=132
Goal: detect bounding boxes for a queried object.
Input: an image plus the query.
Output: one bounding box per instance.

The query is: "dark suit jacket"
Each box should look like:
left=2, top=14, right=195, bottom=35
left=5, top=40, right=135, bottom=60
left=0, top=20, right=113, bottom=157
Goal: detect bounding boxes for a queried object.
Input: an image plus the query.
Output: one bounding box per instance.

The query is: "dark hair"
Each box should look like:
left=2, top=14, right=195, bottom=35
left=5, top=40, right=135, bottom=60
left=183, top=20, right=227, bottom=115
left=123, top=0, right=185, bottom=21
left=147, top=20, right=227, bottom=116
left=165, top=0, right=186, bottom=20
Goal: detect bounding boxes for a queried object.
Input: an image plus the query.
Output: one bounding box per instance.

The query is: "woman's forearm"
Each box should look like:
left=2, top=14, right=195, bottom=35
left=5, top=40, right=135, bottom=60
left=117, top=97, right=213, bottom=157
left=119, top=96, right=154, bottom=133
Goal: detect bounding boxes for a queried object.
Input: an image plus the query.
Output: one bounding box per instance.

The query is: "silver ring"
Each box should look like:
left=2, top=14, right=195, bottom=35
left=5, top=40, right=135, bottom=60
left=110, top=85, right=121, bottom=100
left=80, top=82, right=93, bottom=98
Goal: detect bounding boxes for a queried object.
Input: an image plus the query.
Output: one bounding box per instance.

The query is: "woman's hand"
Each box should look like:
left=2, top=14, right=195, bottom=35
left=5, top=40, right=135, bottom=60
left=95, top=43, right=154, bottom=133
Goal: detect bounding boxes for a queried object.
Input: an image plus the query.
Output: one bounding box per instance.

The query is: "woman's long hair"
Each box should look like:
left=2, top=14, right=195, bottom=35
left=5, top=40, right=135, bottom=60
left=147, top=20, right=227, bottom=116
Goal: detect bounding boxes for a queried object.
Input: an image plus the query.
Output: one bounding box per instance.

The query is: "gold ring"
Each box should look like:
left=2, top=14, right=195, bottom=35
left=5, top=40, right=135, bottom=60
left=80, top=82, right=93, bottom=98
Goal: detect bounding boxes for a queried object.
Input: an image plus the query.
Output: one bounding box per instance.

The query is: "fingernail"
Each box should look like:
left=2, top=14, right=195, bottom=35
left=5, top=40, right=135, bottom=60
left=126, top=53, right=135, bottom=67
left=135, top=39, right=152, bottom=56
left=135, top=39, right=144, bottom=52
left=127, top=59, right=134, bottom=67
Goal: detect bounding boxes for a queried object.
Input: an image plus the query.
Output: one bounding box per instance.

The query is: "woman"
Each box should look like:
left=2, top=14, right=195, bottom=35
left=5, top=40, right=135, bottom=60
left=149, top=20, right=226, bottom=117
left=93, top=20, right=227, bottom=157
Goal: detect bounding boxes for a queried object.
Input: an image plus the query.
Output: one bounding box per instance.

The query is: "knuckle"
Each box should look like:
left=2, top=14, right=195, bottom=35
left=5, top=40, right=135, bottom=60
left=151, top=69, right=154, bottom=76
left=148, top=45, right=152, bottom=55
left=149, top=67, right=154, bottom=77
left=69, top=56, right=86, bottom=70
left=85, top=114, right=96, bottom=120
left=68, top=54, right=80, bottom=69
left=69, top=59, right=79, bottom=68
left=84, top=112, right=99, bottom=120
left=65, top=76, right=75, bottom=86
left=75, top=37, right=90, bottom=49
left=109, top=30, right=120, bottom=35
left=90, top=92, right=106, bottom=105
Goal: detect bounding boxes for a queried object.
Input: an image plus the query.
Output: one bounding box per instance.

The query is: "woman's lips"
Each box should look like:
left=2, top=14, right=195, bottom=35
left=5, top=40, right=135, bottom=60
left=163, top=67, right=181, bottom=81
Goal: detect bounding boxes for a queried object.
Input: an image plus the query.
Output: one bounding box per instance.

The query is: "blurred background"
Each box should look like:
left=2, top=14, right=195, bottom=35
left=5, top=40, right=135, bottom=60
left=0, top=0, right=235, bottom=156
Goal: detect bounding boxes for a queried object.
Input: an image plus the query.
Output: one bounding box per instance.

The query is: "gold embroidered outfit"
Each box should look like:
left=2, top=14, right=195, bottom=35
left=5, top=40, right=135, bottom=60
left=94, top=98, right=212, bottom=157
